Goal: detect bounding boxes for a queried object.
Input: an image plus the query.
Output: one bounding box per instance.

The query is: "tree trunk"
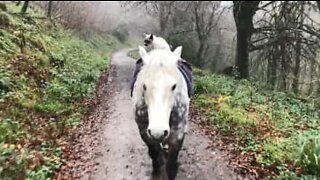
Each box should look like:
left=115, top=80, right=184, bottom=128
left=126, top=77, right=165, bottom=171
left=280, top=39, right=288, bottom=90
left=21, top=1, right=29, bottom=14
left=47, top=1, right=53, bottom=18
left=196, top=42, right=205, bottom=68
left=292, top=2, right=304, bottom=94
left=267, top=54, right=272, bottom=85
left=318, top=64, right=320, bottom=97
left=233, top=1, right=260, bottom=79
left=267, top=46, right=278, bottom=88
left=159, top=1, right=169, bottom=36
left=159, top=2, right=165, bottom=33
left=292, top=38, right=301, bottom=93
left=270, top=52, right=277, bottom=88
left=235, top=28, right=250, bottom=78
left=308, top=59, right=316, bottom=95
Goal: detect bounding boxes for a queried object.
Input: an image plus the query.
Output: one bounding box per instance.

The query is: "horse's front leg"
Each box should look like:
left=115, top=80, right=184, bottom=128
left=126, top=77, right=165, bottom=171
left=147, top=144, right=168, bottom=180
left=166, top=136, right=185, bottom=180
left=166, top=150, right=179, bottom=180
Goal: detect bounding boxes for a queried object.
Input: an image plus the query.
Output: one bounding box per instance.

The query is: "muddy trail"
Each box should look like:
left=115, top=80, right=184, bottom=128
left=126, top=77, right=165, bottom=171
left=55, top=49, right=243, bottom=180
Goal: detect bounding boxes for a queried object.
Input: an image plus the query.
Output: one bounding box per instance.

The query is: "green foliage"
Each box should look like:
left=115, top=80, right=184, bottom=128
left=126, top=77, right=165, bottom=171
left=167, top=32, right=198, bottom=63
left=0, top=67, right=12, bottom=98
left=0, top=119, right=27, bottom=143
left=0, top=29, right=18, bottom=56
left=112, top=23, right=129, bottom=43
left=27, top=142, right=64, bottom=180
left=193, top=69, right=320, bottom=178
left=0, top=143, right=30, bottom=179
left=0, top=12, right=10, bottom=27
left=295, top=132, right=320, bottom=176
left=256, top=139, right=288, bottom=167
left=0, top=2, right=7, bottom=11
left=0, top=2, right=120, bottom=179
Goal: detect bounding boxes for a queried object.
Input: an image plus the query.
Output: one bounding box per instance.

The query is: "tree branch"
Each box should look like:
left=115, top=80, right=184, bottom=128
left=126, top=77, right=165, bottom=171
left=249, top=38, right=279, bottom=52
left=257, top=1, right=275, bottom=11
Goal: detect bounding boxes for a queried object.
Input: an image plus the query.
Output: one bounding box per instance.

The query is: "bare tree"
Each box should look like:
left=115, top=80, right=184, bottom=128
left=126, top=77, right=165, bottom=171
left=122, top=1, right=177, bottom=36
left=191, top=1, right=224, bottom=68
left=43, top=2, right=96, bottom=31
left=251, top=1, right=320, bottom=93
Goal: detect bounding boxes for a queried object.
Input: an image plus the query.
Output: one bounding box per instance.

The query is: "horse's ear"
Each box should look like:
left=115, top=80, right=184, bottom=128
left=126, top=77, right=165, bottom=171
left=138, top=46, right=148, bottom=59
left=173, top=46, right=183, bottom=57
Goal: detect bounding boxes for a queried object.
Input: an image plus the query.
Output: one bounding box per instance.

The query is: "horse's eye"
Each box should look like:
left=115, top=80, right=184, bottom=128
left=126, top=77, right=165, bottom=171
left=143, top=84, right=147, bottom=91
left=172, top=84, right=176, bottom=91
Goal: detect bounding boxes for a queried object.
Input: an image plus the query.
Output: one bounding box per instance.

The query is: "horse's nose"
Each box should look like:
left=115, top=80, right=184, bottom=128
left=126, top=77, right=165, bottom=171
left=147, top=128, right=169, bottom=141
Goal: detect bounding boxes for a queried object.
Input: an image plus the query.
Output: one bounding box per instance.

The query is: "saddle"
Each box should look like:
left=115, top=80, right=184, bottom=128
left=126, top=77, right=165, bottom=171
left=130, top=58, right=193, bottom=98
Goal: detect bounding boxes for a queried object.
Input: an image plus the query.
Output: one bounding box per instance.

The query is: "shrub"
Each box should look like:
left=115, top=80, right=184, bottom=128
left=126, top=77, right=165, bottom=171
left=0, top=2, right=7, bottom=11
left=296, top=133, right=320, bottom=176
left=0, top=12, right=10, bottom=28
left=166, top=32, right=198, bottom=63
left=112, top=24, right=129, bottom=43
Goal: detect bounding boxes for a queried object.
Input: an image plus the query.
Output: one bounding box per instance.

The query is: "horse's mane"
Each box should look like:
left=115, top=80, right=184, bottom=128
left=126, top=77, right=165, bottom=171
left=139, top=49, right=180, bottom=81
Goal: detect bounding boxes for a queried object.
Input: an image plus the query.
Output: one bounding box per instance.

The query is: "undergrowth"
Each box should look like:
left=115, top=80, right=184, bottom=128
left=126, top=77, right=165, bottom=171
left=0, top=2, right=120, bottom=179
left=193, top=68, right=320, bottom=179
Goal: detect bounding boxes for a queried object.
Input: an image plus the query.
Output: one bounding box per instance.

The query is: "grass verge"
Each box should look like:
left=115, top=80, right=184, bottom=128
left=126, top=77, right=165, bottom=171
left=0, top=2, right=120, bottom=179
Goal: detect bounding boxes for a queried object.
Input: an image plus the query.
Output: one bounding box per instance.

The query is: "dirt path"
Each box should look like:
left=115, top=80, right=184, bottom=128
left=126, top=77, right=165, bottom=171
left=56, top=49, right=241, bottom=180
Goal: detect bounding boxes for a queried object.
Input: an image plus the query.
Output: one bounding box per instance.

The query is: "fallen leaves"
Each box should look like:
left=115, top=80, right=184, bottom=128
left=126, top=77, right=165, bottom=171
left=2, top=143, right=23, bottom=151
left=214, top=95, right=231, bottom=105
left=29, top=152, right=44, bottom=170
left=53, top=66, right=113, bottom=180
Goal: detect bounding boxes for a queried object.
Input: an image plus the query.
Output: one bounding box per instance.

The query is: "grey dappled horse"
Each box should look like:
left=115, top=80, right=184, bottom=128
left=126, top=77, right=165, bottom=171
left=131, top=46, right=193, bottom=180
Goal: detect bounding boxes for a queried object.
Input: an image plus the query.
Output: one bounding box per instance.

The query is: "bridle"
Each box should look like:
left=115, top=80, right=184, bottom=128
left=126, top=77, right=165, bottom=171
left=160, top=142, right=170, bottom=160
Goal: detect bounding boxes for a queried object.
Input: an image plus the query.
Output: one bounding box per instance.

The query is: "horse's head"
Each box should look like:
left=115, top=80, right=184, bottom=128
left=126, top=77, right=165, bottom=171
left=133, top=46, right=187, bottom=142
